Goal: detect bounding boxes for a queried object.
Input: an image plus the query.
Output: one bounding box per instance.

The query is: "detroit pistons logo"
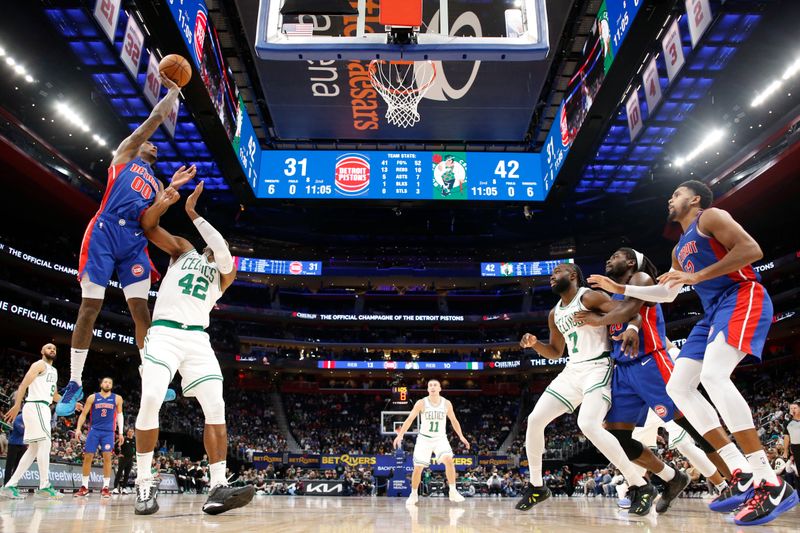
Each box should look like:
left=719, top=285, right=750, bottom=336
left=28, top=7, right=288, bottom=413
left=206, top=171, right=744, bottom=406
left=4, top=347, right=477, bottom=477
left=194, top=9, right=208, bottom=66
left=131, top=264, right=145, bottom=277
left=334, top=153, right=370, bottom=197
left=289, top=261, right=303, bottom=275
left=654, top=405, right=668, bottom=418
left=104, top=443, right=112, bottom=451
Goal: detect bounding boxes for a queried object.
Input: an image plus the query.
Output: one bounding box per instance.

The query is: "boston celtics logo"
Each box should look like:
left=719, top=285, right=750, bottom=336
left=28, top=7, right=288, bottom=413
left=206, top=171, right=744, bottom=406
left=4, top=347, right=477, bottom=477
left=432, top=152, right=468, bottom=200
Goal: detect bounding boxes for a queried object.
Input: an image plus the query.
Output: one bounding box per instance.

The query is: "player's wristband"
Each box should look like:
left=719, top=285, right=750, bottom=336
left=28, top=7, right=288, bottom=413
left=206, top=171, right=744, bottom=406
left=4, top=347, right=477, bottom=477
left=626, top=324, right=639, bottom=333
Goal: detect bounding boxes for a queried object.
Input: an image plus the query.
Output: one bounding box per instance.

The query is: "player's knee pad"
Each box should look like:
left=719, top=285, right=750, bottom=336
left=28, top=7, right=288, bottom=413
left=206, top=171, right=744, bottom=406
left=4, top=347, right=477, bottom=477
left=194, top=381, right=225, bottom=425
left=122, top=278, right=151, bottom=300
left=80, top=276, right=106, bottom=299
left=609, top=429, right=644, bottom=460
left=673, top=416, right=716, bottom=454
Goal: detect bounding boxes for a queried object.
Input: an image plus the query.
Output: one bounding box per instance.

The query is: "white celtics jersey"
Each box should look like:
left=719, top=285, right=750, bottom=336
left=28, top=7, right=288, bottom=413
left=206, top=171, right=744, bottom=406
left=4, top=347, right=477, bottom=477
left=152, top=250, right=223, bottom=328
left=553, top=287, right=611, bottom=363
left=419, top=396, right=448, bottom=438
left=25, top=361, right=58, bottom=403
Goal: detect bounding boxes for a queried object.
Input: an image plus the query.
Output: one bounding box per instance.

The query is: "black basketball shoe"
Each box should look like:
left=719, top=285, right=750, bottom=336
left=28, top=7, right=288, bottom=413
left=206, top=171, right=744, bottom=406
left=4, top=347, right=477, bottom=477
left=628, top=482, right=657, bottom=516
left=709, top=469, right=754, bottom=512
left=656, top=470, right=690, bottom=513
left=515, top=483, right=551, bottom=511
left=202, top=485, right=256, bottom=515
left=734, top=478, right=799, bottom=526
left=134, top=480, right=159, bottom=515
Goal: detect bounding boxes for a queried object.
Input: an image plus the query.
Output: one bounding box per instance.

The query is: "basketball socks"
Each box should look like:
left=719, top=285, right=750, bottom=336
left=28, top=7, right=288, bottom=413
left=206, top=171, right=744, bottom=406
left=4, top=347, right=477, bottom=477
left=82, top=475, right=89, bottom=488
left=209, top=461, right=227, bottom=488
left=718, top=443, right=751, bottom=474
left=655, top=464, right=676, bottom=482
left=136, top=452, right=154, bottom=481
left=449, top=484, right=457, bottom=493
left=103, top=478, right=110, bottom=489
left=715, top=480, right=729, bottom=493
left=70, top=348, right=88, bottom=385
left=745, top=450, right=779, bottom=485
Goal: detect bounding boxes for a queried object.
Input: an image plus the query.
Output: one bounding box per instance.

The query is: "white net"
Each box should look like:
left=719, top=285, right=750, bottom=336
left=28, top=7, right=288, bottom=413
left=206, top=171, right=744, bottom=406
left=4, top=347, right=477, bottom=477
left=369, top=60, right=436, bottom=128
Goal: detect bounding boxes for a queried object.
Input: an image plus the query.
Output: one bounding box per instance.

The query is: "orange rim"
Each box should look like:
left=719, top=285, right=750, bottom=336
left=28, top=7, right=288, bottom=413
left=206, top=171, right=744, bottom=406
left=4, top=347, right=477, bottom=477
left=368, top=60, right=437, bottom=96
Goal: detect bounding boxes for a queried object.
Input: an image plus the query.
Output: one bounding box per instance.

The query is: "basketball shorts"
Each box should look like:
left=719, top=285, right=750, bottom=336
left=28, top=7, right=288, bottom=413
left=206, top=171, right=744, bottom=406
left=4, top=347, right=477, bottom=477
left=78, top=212, right=157, bottom=289
left=678, top=281, right=772, bottom=361
left=413, top=435, right=453, bottom=467
left=606, top=350, right=677, bottom=424
left=85, top=429, right=115, bottom=454
left=22, top=402, right=51, bottom=444
left=142, top=325, right=223, bottom=397
left=543, top=356, right=612, bottom=414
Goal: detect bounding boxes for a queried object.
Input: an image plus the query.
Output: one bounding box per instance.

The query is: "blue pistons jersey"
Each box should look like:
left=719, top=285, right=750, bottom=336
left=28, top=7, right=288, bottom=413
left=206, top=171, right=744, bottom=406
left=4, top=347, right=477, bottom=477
left=89, top=392, right=117, bottom=432
left=609, top=294, right=667, bottom=362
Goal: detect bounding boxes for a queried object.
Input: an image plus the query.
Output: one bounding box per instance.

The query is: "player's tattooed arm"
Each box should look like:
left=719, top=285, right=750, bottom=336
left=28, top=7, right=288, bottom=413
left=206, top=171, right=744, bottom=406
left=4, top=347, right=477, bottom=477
left=519, top=309, right=566, bottom=360
left=576, top=272, right=651, bottom=326
left=113, top=74, right=180, bottom=165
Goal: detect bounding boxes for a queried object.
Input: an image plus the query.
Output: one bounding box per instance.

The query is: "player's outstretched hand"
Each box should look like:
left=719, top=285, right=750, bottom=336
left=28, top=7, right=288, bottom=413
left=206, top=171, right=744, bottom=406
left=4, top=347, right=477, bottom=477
left=170, top=164, right=197, bottom=190
left=160, top=73, right=180, bottom=92
left=586, top=274, right=624, bottom=294
left=185, top=180, right=204, bottom=217
left=459, top=436, right=470, bottom=450
left=3, top=404, right=20, bottom=424
left=393, top=434, right=403, bottom=450
left=657, top=270, right=697, bottom=286
left=611, top=329, right=640, bottom=358
left=574, top=310, right=603, bottom=327
left=519, top=333, right=537, bottom=349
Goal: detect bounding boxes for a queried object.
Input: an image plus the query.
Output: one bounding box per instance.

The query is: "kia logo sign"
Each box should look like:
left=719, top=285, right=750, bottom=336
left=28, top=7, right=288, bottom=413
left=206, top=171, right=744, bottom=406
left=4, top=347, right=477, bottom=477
left=305, top=481, right=343, bottom=494
left=334, top=153, right=370, bottom=196
left=289, top=261, right=303, bottom=275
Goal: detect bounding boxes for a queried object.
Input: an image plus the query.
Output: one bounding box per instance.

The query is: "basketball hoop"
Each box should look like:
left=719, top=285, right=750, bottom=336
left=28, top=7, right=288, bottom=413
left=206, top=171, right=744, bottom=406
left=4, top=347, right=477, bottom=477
left=369, top=60, right=436, bottom=128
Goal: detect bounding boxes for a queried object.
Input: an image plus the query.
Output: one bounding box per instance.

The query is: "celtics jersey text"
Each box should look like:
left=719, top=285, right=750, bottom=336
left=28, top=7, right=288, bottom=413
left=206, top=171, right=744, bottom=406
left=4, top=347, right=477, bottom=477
left=152, top=250, right=223, bottom=328
left=553, top=287, right=611, bottom=363
left=419, top=396, right=448, bottom=438
left=26, top=362, right=58, bottom=403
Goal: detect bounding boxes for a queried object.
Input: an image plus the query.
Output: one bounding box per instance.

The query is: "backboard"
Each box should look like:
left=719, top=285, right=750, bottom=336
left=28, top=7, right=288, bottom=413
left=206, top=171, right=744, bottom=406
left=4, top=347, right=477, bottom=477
left=255, top=0, right=549, bottom=61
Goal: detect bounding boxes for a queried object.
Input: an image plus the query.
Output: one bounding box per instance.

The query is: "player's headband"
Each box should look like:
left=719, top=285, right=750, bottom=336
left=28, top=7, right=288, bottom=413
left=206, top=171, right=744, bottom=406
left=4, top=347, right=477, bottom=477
left=631, top=249, right=644, bottom=270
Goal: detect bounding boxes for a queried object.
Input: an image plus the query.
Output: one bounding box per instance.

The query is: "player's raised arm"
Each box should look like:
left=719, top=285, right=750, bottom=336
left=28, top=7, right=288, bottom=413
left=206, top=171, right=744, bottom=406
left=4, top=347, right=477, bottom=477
left=393, top=400, right=424, bottom=448
left=184, top=182, right=236, bottom=291
left=446, top=401, right=470, bottom=450
left=112, top=75, right=180, bottom=167
left=519, top=309, right=566, bottom=360
left=577, top=281, right=647, bottom=326
left=3, top=361, right=46, bottom=423
left=142, top=187, right=194, bottom=260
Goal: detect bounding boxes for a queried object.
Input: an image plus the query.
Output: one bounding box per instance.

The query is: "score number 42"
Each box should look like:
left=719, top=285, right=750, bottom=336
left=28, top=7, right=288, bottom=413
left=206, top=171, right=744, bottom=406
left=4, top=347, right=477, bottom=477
left=494, top=160, right=535, bottom=197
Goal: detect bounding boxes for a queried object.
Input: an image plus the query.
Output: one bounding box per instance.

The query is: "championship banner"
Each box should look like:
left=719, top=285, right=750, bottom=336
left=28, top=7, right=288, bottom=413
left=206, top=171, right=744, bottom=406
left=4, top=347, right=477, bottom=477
left=642, top=56, right=663, bottom=115
left=320, top=454, right=377, bottom=470
left=685, top=0, right=713, bottom=48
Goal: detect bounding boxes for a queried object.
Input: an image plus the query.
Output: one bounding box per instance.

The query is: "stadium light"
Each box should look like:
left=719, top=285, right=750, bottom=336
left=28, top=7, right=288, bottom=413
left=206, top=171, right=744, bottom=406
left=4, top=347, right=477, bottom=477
left=674, top=128, right=725, bottom=167
left=783, top=57, right=800, bottom=80
left=751, top=80, right=783, bottom=107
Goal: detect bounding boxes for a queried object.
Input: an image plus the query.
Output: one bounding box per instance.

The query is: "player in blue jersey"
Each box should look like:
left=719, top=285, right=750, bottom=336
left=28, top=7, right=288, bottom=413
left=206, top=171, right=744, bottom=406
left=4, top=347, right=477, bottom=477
left=74, top=377, right=123, bottom=498
left=576, top=248, right=730, bottom=513
left=57, top=74, right=197, bottom=416
left=588, top=181, right=798, bottom=525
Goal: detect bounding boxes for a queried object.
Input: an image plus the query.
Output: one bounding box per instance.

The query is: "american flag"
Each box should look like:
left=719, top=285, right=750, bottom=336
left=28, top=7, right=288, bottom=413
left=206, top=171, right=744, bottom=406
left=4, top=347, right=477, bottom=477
left=283, top=23, right=314, bottom=37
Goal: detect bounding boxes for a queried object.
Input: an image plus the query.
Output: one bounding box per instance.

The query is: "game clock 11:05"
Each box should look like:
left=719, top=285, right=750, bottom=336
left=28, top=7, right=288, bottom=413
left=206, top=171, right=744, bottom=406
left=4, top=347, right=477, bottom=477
left=254, top=150, right=548, bottom=202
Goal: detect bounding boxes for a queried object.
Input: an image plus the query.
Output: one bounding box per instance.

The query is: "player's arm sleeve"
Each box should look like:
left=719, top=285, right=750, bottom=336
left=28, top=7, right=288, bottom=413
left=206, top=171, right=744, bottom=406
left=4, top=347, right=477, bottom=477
left=623, top=271, right=683, bottom=303
left=192, top=217, right=233, bottom=274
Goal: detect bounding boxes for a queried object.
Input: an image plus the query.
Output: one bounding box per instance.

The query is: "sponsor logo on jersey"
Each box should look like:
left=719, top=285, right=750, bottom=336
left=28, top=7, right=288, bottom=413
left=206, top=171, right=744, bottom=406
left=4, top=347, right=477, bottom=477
left=131, top=264, right=145, bottom=277
left=334, top=153, right=370, bottom=196
left=654, top=404, right=668, bottom=418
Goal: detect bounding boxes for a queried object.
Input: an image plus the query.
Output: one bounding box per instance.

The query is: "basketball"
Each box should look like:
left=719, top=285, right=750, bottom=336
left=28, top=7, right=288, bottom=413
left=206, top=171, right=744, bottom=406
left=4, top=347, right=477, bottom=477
left=158, top=54, right=192, bottom=87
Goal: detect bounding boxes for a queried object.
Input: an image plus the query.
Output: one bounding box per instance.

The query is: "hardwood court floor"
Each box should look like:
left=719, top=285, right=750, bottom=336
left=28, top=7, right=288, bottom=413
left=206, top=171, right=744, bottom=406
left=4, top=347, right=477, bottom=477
left=0, top=493, right=798, bottom=532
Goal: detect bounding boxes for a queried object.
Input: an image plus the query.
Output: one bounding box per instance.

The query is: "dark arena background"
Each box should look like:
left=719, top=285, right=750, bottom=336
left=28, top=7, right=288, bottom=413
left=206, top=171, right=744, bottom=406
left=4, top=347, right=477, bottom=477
left=0, top=0, right=799, bottom=531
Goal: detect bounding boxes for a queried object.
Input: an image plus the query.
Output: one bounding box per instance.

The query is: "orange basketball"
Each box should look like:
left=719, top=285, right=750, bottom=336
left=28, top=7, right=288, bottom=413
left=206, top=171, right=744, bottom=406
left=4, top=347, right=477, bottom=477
left=158, top=54, right=192, bottom=87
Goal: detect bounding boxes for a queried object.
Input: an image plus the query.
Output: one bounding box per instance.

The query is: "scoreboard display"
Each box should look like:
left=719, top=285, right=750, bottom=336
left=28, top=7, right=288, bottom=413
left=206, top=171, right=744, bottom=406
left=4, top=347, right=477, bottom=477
left=235, top=257, right=322, bottom=276
left=391, top=386, right=411, bottom=409
left=253, top=150, right=547, bottom=201
left=481, top=259, right=574, bottom=277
